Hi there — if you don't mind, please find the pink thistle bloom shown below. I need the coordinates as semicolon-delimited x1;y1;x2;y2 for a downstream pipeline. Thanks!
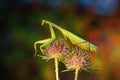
64;47;91;71
43;39;69;60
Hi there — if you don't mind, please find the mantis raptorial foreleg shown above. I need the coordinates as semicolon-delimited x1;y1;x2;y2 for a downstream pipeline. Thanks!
34;39;52;56
34;24;56;57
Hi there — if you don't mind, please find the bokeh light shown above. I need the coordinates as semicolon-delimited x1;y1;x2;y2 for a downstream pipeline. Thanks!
1;0;120;80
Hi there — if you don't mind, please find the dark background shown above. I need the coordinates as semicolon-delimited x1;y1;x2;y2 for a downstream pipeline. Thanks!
1;0;120;80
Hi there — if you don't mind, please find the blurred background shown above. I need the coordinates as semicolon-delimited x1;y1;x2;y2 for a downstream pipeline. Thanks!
1;0;120;80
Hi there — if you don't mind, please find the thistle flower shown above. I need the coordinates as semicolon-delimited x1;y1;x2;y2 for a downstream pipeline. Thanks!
41;39;69;80
63;47;91;71
43;39;69;60
63;47;91;80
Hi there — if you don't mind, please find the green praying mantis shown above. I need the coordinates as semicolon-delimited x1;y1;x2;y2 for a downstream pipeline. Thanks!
34;20;98;56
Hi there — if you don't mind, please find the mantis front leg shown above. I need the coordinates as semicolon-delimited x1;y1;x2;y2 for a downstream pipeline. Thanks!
34;24;56;57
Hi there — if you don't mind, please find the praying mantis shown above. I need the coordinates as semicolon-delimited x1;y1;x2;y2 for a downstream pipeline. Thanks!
34;20;98;56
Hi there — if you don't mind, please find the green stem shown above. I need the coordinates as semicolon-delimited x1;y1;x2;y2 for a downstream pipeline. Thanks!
74;69;79;80
54;58;59;80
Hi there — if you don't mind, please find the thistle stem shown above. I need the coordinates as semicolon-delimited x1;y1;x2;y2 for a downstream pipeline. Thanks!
54;58;59;80
74;69;79;80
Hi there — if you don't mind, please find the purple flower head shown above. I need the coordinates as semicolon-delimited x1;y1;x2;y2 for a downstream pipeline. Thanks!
64;47;91;70
44;39;69;59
